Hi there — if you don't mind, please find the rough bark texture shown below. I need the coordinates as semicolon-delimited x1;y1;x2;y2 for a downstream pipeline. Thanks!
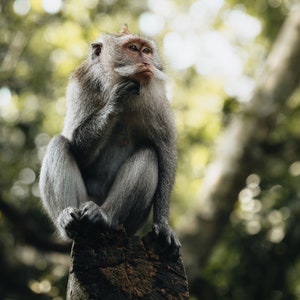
180;5;300;286
67;227;189;299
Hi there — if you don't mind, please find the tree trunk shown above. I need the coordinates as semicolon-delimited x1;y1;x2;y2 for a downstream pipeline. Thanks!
180;5;300;287
67;227;189;299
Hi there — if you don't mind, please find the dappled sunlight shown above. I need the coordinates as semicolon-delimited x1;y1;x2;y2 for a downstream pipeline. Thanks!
0;86;12;107
42;0;62;14
141;0;261;102
139;12;165;36
147;0;177;18
13;0;30;16
0;87;19;122
289;161;300;176
223;9;262;43
231;173;292;244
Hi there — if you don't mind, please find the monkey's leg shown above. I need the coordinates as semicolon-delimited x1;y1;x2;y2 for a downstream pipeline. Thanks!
39;134;89;239
107;147;158;234
81;148;158;235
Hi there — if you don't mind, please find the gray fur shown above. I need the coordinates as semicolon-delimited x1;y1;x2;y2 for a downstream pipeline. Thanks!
39;31;180;256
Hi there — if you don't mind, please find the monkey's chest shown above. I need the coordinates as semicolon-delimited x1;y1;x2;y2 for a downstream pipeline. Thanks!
99;122;135;172
113;122;131;147
83;122;135;200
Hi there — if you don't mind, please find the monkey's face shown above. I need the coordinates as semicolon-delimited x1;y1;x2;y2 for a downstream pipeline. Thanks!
91;33;167;86
118;38;154;85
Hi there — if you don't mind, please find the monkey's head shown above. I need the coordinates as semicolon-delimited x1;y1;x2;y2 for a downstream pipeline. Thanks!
90;25;167;86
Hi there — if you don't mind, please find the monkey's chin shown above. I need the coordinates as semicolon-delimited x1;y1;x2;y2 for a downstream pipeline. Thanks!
132;72;153;85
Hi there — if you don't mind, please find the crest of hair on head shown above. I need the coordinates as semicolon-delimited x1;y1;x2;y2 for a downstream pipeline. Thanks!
119;24;130;35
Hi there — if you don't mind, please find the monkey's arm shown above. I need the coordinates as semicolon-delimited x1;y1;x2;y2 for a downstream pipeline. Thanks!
69;106;117;167
68;80;140;167
151;109;181;257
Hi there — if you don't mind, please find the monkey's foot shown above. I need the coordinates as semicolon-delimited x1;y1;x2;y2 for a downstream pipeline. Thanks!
80;201;110;231
152;222;182;260
57;207;82;240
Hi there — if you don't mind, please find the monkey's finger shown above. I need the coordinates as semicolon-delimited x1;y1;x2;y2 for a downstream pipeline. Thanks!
80;208;99;221
65;226;80;240
165;233;172;245
170;245;180;260
152;224;159;236
171;236;181;258
79;201;97;218
80;209;93;222
116;79;140;102
129;80;140;95
70;210;81;222
173;234;182;248
65;221;79;233
63;217;83;240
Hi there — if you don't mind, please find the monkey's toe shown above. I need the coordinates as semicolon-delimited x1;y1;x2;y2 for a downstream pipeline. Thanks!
80;201;110;231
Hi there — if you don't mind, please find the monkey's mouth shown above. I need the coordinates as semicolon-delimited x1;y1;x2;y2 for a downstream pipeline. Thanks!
136;68;153;76
137;70;153;75
132;67;154;84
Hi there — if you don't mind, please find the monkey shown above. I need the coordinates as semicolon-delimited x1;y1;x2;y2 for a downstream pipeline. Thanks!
39;25;181;258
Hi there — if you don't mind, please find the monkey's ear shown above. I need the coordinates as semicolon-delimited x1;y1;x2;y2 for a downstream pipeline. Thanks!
91;42;103;59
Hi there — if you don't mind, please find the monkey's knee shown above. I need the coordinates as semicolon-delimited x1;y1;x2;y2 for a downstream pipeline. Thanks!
47;134;70;155
130;148;158;197
40;134;88;223
135;147;158;179
142;147;158;166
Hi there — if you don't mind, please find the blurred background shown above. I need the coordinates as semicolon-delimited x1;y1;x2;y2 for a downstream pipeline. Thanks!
1;0;300;299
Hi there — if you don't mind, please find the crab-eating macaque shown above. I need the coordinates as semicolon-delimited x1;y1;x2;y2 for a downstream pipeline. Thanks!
39;25;181;258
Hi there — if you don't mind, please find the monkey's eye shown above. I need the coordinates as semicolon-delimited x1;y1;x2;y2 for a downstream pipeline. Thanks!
128;44;138;52
142;47;151;54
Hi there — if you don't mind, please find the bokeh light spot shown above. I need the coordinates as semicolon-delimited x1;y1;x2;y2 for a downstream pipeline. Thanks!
13;0;30;15
42;0;62;14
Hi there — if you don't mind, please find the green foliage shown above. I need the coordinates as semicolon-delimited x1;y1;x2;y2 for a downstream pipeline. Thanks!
0;0;299;299
203;85;300;299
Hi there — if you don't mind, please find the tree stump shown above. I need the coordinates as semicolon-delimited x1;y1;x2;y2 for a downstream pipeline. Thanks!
67;227;189;299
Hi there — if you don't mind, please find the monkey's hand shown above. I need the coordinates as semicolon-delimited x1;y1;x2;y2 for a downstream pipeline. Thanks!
80;201;110;230
57;207;82;240
113;79;140;104
153;222;181;260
